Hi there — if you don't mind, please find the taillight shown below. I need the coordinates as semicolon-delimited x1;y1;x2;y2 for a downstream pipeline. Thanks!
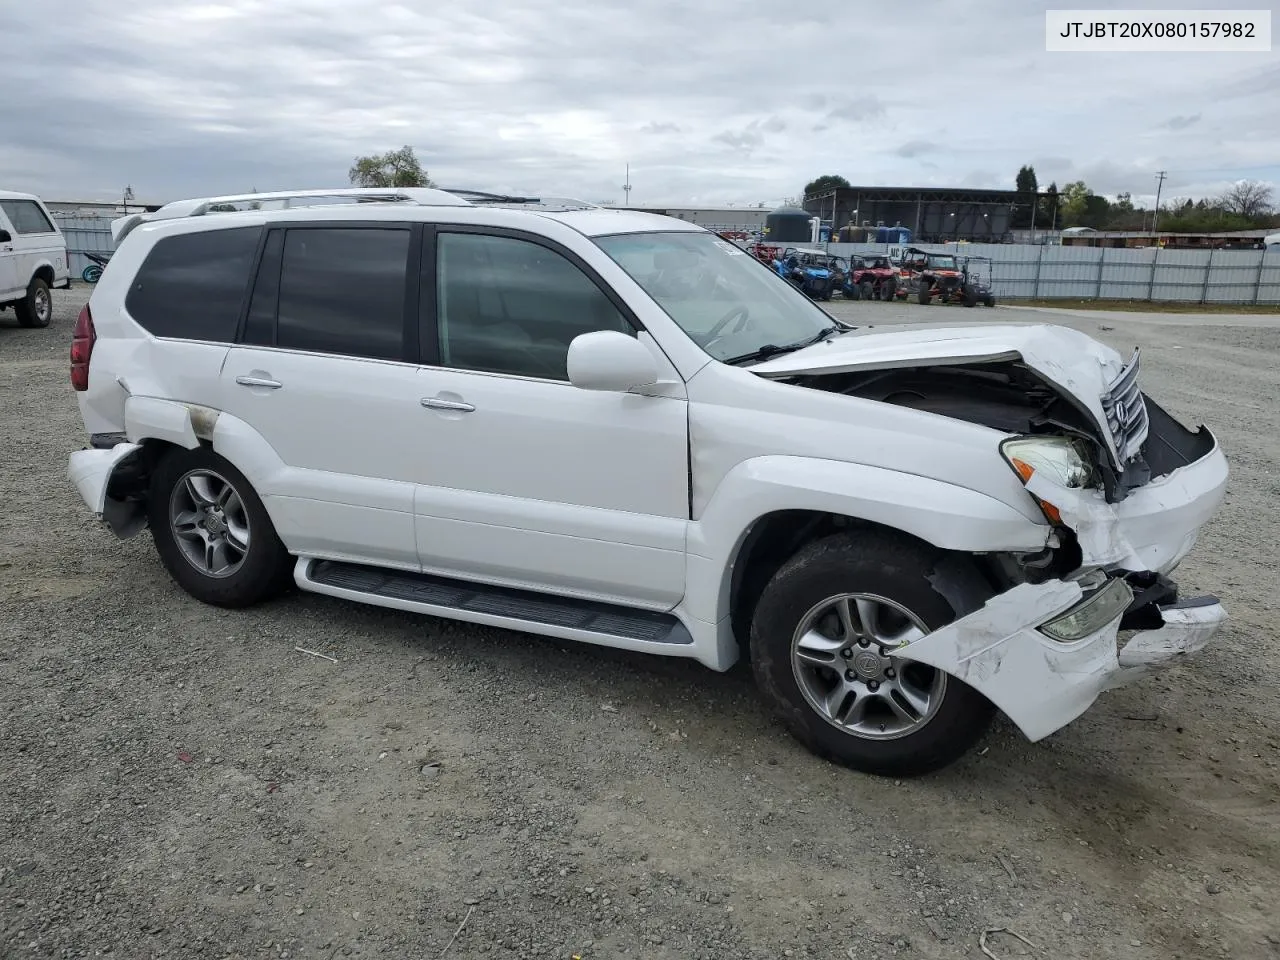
71;304;96;392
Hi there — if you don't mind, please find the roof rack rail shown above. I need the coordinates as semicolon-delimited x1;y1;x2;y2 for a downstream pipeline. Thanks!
110;186;474;243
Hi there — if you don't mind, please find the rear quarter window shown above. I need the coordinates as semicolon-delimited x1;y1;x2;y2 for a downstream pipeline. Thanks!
125;227;262;341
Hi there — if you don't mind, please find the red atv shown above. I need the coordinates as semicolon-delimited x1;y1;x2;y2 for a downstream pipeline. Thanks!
840;254;898;301
893;247;966;305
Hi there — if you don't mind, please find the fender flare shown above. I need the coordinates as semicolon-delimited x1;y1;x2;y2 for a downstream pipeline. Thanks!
683;455;1050;624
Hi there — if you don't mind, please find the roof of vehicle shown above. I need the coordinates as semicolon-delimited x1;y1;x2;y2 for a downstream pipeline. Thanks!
111;188;709;244
0;189;45;201
783;247;828;256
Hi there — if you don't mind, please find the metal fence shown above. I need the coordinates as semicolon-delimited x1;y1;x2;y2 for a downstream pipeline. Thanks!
50;214;116;278
817;240;1280;304
49;213;1280;304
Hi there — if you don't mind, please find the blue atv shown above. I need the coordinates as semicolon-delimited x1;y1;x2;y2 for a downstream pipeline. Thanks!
773;247;837;301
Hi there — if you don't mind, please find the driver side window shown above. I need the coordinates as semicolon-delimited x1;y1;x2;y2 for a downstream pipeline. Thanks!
435;232;635;381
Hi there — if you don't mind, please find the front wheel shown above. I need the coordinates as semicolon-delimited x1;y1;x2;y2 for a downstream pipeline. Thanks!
147;447;293;607
749;531;996;776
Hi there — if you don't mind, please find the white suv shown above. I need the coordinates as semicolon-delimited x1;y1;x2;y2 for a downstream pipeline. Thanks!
1;189;70;328
67;187;1229;776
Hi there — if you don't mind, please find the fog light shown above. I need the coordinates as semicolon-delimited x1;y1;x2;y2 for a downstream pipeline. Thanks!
1039;577;1133;642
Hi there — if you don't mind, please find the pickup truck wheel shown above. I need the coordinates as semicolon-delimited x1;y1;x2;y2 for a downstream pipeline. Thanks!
749;531;996;776
15;278;52;328
147;447;293;608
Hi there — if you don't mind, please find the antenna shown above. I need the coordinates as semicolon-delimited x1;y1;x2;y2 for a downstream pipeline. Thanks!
622;164;632;206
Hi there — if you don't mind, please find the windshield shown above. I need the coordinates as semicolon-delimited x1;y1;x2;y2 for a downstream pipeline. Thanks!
927;255;958;270
595;231;840;362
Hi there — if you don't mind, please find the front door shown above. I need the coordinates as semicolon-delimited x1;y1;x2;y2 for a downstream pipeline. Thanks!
217;223;425;571
0;211;21;300
412;227;690;610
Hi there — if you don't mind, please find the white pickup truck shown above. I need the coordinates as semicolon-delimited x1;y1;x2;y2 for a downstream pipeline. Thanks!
0;189;70;328
66;187;1229;776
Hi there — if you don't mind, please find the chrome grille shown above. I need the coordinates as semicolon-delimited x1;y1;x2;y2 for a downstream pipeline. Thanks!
1101;349;1149;463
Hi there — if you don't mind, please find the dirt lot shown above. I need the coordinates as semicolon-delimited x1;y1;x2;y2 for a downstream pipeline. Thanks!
3;287;1278;960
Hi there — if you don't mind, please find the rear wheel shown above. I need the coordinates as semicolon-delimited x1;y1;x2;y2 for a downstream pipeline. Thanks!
879;277;897;301
14;278;52;328
845;282;861;301
859;280;874;301
984;294;996;307
749;530;996;776
916;285;931;305
147;447;293;607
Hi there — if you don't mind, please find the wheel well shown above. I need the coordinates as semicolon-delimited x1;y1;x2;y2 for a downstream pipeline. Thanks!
727;511;1016;653
32;264;55;286
104;437;205;503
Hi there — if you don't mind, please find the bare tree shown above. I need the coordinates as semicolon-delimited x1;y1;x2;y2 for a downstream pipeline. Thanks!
1217;179;1274;218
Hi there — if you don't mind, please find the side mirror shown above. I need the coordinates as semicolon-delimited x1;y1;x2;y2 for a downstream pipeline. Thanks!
0;229;11;243
566;330;659;392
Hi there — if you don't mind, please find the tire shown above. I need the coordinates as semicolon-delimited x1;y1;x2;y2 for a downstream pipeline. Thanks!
916;287;931;305
879;277;897;301
859;280;874;301
147;446;293;608
984;295;996;307
749;530;996;777
845;282;861;301
14;277;52;328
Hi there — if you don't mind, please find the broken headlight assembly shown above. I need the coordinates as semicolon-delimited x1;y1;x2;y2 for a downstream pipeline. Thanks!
1000;436;1096;525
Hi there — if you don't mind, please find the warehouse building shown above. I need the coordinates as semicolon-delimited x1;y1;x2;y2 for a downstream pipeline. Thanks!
804;186;1034;243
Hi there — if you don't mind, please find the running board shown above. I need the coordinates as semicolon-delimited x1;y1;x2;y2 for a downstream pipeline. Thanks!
297;558;694;645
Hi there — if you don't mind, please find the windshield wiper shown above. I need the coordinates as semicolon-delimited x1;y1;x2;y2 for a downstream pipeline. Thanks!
723;325;844;366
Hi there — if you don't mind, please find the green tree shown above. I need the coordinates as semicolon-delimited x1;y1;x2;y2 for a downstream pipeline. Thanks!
803;174;851;197
1040;181;1060;227
1113;191;1134;213
349;146;435;188
1015;165;1038;228
1080;194;1112;229
1059;181;1090;224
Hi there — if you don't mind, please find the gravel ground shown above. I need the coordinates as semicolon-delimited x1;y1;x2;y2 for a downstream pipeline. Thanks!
2;286;1279;960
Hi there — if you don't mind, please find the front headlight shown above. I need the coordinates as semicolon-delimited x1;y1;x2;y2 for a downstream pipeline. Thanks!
1001;436;1094;488
1000;436;1096;525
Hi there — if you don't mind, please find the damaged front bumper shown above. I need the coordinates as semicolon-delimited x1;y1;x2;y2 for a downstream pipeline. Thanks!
897;577;1226;741
899;434;1229;742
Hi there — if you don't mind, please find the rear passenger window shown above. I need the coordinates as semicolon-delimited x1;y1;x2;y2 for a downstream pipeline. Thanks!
0;199;57;235
125;227;261;342
275;228;410;361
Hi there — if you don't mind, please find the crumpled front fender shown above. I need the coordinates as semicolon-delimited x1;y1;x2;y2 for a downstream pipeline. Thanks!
67;443;148;539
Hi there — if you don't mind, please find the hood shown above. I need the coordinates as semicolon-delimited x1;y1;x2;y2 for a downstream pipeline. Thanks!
747;321;1134;463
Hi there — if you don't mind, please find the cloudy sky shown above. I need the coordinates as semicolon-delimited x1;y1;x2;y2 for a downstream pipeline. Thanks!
3;0;1277;208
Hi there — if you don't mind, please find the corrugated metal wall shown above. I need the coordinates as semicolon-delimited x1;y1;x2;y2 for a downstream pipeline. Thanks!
817;241;1280;304
50;214;116;278
47;213;1280;304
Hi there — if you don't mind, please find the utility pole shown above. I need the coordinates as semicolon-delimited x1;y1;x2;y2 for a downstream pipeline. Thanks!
622;164;631;207
1151;171;1167;234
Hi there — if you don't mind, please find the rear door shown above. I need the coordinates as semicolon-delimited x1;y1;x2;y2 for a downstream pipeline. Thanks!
217;222;426;571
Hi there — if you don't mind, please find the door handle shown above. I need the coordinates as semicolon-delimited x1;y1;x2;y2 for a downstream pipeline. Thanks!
420;397;475;412
236;375;283;389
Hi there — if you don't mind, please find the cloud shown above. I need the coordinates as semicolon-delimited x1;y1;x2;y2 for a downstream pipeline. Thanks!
0;0;1277;206
711;116;786;151
1162;114;1201;130
893;140;938;159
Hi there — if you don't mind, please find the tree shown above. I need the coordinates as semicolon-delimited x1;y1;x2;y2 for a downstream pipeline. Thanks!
803;174;850;197
1060;181;1090;223
1217;179;1273;219
349;146;435;188
1080;194;1112;230
1040;181;1060;227
1014;165;1039;228
1113;192;1134;213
